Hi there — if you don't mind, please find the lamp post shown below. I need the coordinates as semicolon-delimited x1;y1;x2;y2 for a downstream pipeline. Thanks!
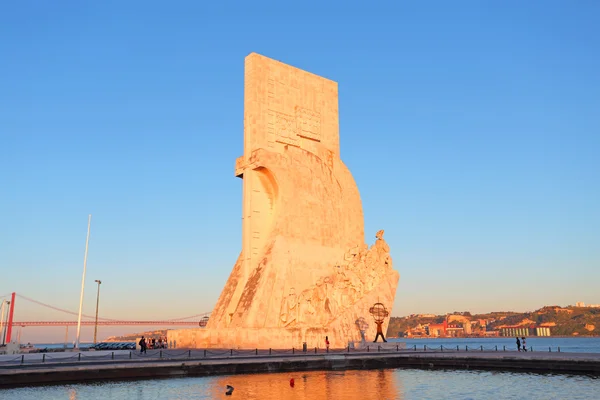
93;280;102;346
75;214;92;349
0;300;7;345
1;301;10;346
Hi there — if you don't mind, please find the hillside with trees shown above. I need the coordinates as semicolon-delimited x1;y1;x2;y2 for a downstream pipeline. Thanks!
387;306;600;337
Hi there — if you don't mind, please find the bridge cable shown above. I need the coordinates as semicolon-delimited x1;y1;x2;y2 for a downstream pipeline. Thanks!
16;293;117;321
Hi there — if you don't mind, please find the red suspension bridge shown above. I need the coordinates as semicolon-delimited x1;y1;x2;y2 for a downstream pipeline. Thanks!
0;292;210;342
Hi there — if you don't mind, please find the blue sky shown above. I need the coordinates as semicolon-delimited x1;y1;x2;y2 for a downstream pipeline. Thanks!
1;1;599;342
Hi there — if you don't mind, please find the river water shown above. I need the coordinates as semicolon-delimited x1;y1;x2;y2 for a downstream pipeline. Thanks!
400;337;600;353
4;368;599;399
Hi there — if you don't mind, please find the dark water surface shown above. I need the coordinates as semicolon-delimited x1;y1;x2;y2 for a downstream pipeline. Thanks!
4;368;599;400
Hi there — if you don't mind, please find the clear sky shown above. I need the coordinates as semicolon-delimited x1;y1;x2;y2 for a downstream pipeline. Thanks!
1;1;599;342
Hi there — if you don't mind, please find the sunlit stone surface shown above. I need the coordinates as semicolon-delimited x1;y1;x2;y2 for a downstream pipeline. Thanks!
169;53;400;349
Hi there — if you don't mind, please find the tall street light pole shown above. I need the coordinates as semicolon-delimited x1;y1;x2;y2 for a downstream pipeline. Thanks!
0;300;8;346
93;280;102;346
75;214;92;349
1;301;10;346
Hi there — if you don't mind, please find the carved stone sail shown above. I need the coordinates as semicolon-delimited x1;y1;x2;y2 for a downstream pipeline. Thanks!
168;53;400;349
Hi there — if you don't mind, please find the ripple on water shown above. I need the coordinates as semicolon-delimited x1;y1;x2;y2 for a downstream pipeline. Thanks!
2;368;599;400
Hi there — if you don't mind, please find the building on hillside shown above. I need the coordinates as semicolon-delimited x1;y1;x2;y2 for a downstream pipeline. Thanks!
575;302;600;308
426;321;448;337
446;325;464;337
535;327;551;336
500;326;551;337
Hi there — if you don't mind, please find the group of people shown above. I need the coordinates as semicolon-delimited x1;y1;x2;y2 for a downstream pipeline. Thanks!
138;336;169;353
516;336;527;352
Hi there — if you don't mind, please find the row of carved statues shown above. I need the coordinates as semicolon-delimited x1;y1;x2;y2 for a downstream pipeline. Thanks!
280;230;393;328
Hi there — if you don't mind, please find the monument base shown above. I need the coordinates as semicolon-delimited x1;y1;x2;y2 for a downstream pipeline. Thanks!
169;264;398;350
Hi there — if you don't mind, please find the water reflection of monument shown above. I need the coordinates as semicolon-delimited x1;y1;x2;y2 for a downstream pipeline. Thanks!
168;53;400;349
211;369;401;400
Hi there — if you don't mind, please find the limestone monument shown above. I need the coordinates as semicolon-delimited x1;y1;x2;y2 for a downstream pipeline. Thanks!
168;53;400;349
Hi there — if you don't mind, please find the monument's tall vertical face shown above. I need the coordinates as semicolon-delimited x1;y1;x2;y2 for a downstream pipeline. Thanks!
235;53;362;287
169;53;399;349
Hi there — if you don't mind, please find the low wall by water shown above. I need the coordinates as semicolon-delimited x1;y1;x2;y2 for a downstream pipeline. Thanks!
1;351;599;388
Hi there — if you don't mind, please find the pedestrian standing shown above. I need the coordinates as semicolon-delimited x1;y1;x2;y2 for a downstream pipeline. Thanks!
516;337;521;352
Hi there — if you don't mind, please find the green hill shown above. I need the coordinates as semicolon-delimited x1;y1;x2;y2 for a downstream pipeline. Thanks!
387;306;600;337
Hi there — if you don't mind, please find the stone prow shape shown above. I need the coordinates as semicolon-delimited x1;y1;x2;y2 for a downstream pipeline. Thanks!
208;145;364;330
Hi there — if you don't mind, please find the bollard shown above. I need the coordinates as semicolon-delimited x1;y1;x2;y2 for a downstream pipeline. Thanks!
78;353;80;361
314;347;317;354
204;349;206;357
424;345;427;351
230;349;233;356
188;350;191;358
21;355;24;364
466;346;468;352
367;346;370;352
558;347;561;353
531;347;533;352
495;346;498;351
293;347;295;354
270;348;272;355
112;352;114;360
256;348;258;355
441;346;443;352
503;345;506;352
378;345;380;352
549;347;551;352
129;351;132;359
414;345;417;351
397;345;399;352
160;350;163;359
457;345;459;351
348;346;351;353
43;354;46;363
480;346;483;352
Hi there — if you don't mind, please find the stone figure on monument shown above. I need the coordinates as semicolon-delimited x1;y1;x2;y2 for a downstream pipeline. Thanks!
280;288;297;327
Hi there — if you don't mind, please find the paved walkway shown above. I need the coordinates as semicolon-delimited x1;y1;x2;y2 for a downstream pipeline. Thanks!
1;349;599;387
2;348;599;368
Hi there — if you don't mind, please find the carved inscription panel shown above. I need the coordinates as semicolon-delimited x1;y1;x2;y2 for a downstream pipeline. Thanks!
269;110;299;146
267;106;322;147
296;106;321;142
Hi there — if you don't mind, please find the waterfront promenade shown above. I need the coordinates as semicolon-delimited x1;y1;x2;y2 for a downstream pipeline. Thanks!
1;348;599;388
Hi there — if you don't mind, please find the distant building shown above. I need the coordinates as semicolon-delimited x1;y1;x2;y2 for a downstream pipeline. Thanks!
575;302;600;308
500;326;551;337
427;321;448;337
535;327;551;336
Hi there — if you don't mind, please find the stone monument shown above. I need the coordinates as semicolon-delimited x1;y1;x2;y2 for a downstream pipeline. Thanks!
168;53;400;349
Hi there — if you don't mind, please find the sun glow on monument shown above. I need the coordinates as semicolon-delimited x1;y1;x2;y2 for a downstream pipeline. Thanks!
169;53;400;349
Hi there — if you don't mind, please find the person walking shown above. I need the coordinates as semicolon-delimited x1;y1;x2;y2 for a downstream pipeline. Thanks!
516;337;521;352
522;337;527;352
139;336;147;354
